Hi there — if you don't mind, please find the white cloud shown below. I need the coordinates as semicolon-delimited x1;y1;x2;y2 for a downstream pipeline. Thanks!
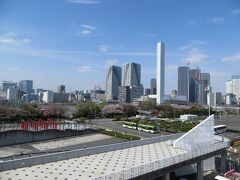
232;9;240;15
105;59;118;66
76;24;96;36
182;48;208;65
0;32;31;45
77;30;92;35
81;24;96;30
99;45;110;52
179;40;207;50
77;65;96;72
66;0;101;5
207;17;225;24
222;53;240;62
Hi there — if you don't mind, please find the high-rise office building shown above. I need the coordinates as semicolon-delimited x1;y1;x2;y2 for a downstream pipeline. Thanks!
118;85;143;103
42;90;54;103
7;87;18;104
226;80;232;94
118;86;131;103
215;92;223;106
145;88;151;96
122;62;141;86
58;85;66;93
226;75;240;101
198;73;210;105
207;92;215;106
157;42;165;104
19;80;33;94
106;65;122;101
1;81;17;91
178;66;189;100
189;68;201;103
131;85;144;100
150;78;157;95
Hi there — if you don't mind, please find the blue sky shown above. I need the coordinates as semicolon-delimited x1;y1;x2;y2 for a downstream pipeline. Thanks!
0;0;240;93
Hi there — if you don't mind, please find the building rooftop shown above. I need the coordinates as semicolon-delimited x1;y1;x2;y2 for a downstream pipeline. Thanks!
0;115;229;180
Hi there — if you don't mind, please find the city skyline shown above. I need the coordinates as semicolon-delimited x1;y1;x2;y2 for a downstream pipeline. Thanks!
0;0;240;93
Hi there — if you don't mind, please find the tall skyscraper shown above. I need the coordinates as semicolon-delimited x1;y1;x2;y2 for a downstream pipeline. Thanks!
106;65;122;101
19;80;33;94
122;62;141;86
189;68;201;103
226;75;240;101
157;42;165;104
150;78;157;95
58;85;66;93
178;66;189;100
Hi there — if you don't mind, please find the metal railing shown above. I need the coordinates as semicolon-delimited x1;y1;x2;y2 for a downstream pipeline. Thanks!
96;138;229;180
0;122;96;132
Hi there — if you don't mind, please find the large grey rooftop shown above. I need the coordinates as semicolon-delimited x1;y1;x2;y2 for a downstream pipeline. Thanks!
0;115;230;180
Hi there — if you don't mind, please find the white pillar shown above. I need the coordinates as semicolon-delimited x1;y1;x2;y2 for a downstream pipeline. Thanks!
157;42;165;104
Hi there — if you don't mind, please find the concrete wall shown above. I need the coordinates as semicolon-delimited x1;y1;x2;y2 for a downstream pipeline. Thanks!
0;129;96;147
175;157;215;176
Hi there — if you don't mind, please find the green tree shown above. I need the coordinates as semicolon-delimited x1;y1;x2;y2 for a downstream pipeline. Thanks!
139;100;156;111
75;101;101;119
122;104;138;117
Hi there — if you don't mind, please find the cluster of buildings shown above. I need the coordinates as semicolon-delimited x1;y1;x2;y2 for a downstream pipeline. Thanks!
0;81;106;105
105;62;144;103
105;42;165;104
1;42;239;107
177;66;222;106
177;67;240;106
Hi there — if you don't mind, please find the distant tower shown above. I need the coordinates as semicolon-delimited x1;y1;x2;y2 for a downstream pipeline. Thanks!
157;42;165;104
105;65;122;101
150;78;157;95
58;85;66;93
178;66;190;100
19;80;33;94
122;62;141;86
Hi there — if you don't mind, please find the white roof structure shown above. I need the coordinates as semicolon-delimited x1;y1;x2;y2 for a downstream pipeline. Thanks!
0;115;229;180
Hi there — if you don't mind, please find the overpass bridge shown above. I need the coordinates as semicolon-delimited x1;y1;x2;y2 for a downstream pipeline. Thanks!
0;115;229;180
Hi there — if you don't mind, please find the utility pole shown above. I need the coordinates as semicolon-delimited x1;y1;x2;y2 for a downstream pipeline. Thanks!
208;86;211;117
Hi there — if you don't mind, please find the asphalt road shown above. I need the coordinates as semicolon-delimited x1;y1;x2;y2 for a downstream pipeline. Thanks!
220;131;240;142
215;114;240;131
90;119;171;139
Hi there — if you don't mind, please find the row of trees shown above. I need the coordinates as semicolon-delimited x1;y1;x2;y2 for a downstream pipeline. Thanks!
73;101;214;119
0;104;66;122
74;102;138;119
